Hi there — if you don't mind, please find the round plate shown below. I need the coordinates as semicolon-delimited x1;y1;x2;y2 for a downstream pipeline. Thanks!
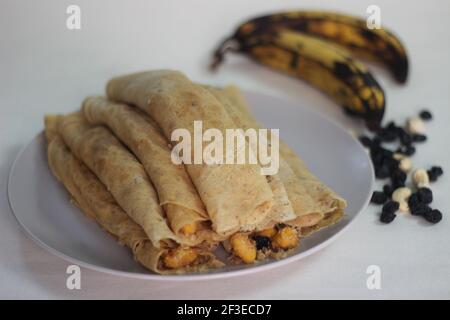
7;91;374;281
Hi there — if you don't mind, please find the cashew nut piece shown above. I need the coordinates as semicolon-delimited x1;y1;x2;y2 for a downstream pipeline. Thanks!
392;187;412;212
399;157;412;172
412;168;430;188
393;153;412;172
406;116;426;134
393;153;405;161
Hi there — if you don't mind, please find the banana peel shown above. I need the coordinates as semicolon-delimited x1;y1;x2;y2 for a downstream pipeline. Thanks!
212;10;409;129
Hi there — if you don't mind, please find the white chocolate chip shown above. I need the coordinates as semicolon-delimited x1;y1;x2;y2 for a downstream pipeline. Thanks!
412;168;430;188
399;157;412;172
406;116;426;134
392;187;412;213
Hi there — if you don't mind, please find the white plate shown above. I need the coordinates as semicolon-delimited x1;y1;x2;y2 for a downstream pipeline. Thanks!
7;91;374;281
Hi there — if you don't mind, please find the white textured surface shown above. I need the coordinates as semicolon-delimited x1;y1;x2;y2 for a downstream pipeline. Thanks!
1;0;449;299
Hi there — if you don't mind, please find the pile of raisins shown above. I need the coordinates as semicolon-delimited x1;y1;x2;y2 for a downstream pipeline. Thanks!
360;110;444;224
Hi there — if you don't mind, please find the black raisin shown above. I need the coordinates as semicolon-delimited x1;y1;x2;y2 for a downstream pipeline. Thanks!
397;128;410;142
404;145;416;156
382;157;399;170
400;132;412;145
371;137;381;147
393;126;406;138
379;130;397;142
408;193;420;210
371;191;388;204
380;211;396;223
423;209;442;224
410;203;432;216
391;173;407;190
391;170;407;183
417;187;433;204
383;184;393;196
396;145;415;156
254;236;271;250
427;170;438;182
359;135;372;147
430;166;443;177
419;110;432;121
375;165;390;179
412;134;427;142
427;167;443;182
371;153;384;166
392;180;405;189
379;147;394;158
385;121;397;131
382;201;400;214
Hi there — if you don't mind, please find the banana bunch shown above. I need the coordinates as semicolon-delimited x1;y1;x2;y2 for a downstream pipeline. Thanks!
211;11;409;130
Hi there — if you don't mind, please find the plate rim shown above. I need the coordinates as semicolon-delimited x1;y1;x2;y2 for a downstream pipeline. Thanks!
7;91;375;281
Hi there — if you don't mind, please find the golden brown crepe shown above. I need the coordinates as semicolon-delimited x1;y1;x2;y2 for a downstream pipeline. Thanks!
206;86;325;227
82;96;224;245
106;70;275;236
42;69;347;271
56;112;178;248
203;86;297;228
220;85;346;235
44;116;222;274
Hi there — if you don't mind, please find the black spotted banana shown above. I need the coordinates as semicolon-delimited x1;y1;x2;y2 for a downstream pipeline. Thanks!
213;10;408;83
212;29;385;128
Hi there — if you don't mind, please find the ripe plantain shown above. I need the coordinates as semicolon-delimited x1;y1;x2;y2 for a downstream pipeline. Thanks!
212;29;385;128
215;10;408;83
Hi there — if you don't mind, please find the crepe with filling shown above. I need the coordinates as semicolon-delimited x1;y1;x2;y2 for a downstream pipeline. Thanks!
203;86;297;228
82;96;224;245
106;70;274;236
206;86;326;229
44;115;222;274
55;112;178;248
202;86;315;263
220;85;346;235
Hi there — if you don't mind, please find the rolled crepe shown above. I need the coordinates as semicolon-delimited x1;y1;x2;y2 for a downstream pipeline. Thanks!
220;86;346;235
206;86;325;227
44;117;222;274
278;142;346;235
82;96;224;245
56;112;178;248
106;70;274;236
203;86;297;228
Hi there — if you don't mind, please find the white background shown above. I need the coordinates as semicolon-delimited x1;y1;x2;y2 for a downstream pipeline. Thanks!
1;0;449;299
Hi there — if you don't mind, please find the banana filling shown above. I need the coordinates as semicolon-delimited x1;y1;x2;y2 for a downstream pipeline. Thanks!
162;247;199;269
180;223;198;236
229;225;300;264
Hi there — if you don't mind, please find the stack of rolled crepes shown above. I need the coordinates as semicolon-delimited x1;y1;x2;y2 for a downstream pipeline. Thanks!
44;70;346;274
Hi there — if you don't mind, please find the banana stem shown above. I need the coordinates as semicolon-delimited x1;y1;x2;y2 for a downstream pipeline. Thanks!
210;37;240;71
